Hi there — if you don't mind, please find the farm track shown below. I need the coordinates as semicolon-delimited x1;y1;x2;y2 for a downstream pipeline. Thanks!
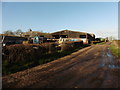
2;42;120;88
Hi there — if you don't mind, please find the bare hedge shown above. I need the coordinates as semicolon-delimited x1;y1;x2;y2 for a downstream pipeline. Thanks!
2;41;83;63
2;43;57;63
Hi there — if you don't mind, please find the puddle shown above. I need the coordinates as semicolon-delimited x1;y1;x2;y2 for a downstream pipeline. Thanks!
108;65;120;69
101;64;105;67
100;64;120;69
107;53;112;57
100;47;120;69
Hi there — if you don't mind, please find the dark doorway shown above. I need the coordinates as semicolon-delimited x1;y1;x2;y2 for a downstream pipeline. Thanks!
52;35;68;39
60;35;68;38
52;35;60;39
80;35;86;38
40;35;44;37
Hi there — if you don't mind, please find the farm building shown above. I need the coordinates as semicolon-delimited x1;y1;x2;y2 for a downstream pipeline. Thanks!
0;35;27;46
33;35;47;44
51;30;95;44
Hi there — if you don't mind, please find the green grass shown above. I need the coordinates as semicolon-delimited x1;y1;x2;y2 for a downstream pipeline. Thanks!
109;42;120;58
2;45;87;76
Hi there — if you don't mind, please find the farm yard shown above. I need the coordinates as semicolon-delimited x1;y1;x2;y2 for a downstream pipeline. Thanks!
2;30;97;75
1;2;118;88
2;30;119;88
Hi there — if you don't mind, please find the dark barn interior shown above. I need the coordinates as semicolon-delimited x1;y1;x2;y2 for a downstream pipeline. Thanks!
52;35;68;39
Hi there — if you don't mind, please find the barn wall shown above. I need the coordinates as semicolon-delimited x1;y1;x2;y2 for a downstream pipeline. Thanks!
51;30;95;44
51;30;87;38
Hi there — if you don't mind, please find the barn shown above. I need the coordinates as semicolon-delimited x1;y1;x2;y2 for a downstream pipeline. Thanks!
51;30;95;44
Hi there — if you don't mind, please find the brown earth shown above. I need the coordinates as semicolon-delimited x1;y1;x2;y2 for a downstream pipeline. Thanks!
2;42;120;88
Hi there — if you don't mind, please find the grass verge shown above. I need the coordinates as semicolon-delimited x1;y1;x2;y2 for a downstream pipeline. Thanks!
109;42;120;58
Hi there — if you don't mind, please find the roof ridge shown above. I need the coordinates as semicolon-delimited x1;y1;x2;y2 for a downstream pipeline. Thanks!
51;29;87;34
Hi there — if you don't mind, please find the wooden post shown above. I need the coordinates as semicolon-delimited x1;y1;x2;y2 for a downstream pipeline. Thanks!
86;33;88;44
49;43;51;54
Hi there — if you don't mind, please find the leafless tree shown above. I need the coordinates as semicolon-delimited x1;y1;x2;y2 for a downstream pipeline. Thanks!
15;29;23;36
3;30;15;35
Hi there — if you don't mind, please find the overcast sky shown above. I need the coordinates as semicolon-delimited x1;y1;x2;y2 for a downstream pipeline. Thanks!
1;2;118;39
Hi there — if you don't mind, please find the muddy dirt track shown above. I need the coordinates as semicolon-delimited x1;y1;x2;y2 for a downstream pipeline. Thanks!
2;42;120;88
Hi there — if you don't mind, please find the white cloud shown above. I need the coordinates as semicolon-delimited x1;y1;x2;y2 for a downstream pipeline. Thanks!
94;29;118;39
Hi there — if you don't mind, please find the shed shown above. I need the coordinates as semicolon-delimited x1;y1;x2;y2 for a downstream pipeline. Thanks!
1;35;27;46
